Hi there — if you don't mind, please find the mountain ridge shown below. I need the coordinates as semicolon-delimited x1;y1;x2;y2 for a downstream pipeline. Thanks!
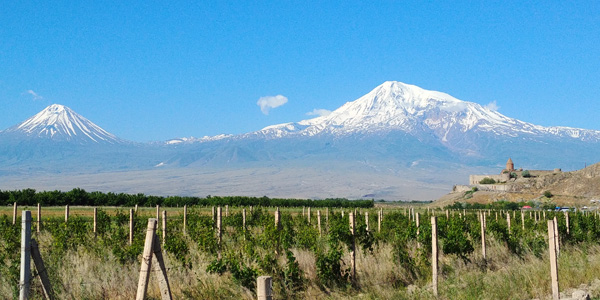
0;81;598;200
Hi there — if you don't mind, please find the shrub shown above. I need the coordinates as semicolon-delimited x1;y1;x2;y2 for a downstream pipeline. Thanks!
543;190;553;198
479;177;496;184
522;170;531;178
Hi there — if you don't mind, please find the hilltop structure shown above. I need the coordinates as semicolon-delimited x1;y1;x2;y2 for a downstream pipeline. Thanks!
456;158;562;192
505;158;515;173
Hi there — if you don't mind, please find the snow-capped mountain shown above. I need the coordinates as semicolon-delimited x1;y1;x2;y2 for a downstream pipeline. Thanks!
1;104;123;144
256;81;600;142
0;82;598;201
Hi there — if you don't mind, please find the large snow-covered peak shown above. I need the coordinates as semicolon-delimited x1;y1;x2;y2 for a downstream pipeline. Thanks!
2;104;123;144
256;81;600;142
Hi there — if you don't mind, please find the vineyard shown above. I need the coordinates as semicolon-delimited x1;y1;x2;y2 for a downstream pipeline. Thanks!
2;203;600;299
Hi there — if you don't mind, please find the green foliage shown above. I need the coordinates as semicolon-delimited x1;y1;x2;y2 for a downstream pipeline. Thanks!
187;214;219;255
165;233;191;268
440;217;473;260
0;215;20;298
522;170;531;178
543;190;554;198
479;177;496;184
315;245;349;288
207;253;258;291
462;187;479;199
0;189;373;208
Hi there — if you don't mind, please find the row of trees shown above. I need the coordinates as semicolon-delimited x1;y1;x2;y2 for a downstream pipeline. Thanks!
0;188;374;208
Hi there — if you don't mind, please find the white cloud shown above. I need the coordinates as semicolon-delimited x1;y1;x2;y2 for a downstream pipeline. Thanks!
25;90;44;101
257;95;288;115
306;108;332;117
484;100;500;111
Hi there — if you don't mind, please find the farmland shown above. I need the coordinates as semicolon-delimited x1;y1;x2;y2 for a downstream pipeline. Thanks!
2;199;600;299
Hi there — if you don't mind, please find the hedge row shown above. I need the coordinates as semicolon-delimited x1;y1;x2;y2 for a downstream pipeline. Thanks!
0;188;374;208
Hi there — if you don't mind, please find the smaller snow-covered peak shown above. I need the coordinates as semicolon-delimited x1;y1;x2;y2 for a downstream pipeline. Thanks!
165;134;233;145
3;104;123;144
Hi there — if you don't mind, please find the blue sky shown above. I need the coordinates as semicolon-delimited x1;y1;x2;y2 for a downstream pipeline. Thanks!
1;1;599;142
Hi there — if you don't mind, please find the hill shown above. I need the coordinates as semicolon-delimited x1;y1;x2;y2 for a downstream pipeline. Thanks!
434;162;600;207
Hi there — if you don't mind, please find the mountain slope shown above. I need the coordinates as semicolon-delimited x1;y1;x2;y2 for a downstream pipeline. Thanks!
253;81;600;145
1;104;123;144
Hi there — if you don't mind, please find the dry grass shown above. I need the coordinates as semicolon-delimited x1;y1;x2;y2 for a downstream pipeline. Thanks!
7;240;600;299
4;209;600;299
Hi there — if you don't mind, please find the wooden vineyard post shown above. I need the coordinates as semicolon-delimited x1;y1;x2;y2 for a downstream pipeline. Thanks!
243;208;247;231
365;212;369;231
543;210;546;220
378;208;382;233
554;216;560;256
480;212;486;260
565;212;570;235
65;205;69;223
506;212;511;233
225;205;229;217
416;212;420;244
129;209;134;245
152;235;173;300
37;203;41;233
162;211;167;248
257;276;273;300
135;204;138;212
446;209;449;220
217;206;222;245
326;207;329;226
13;202;17;225
156;205;160;221
275;208;281;254
137;218;155;299
548;220;560;300
349;212;356;280
307;207;311;224
212;206;215;221
136;218;173;300
30;239;54;299
495;211;498;221
183;205;187;235
513;210;516;220
19;211;32;300
317;210;322;237
93;207;97;235
302;206;305;217
521;211;525;231
431;216;438;298
274;208;281;229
